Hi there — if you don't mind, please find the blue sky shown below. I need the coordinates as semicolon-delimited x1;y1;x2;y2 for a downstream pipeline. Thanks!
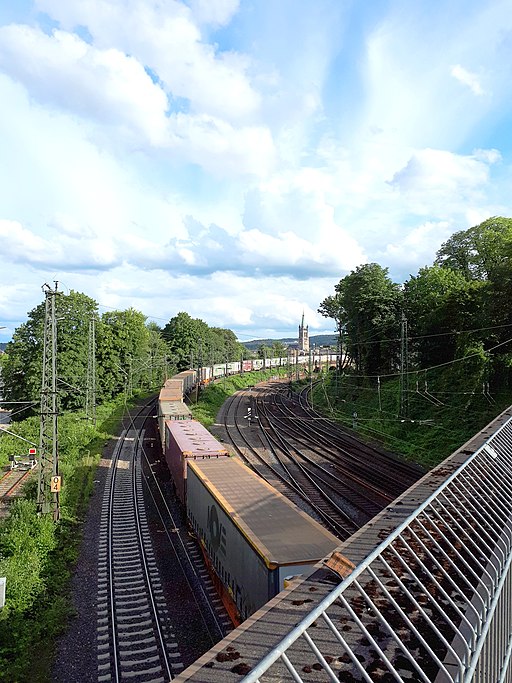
0;0;511;342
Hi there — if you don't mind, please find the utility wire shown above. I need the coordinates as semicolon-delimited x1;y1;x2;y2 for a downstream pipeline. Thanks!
338;335;512;380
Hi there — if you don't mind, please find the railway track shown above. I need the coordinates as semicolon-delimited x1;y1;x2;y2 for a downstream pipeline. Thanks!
221;390;356;538
96;400;230;683
262;383;422;499
97;406;180;682
220;379;423;541
0;467;32;498
257;396;386;517
0;466;34;517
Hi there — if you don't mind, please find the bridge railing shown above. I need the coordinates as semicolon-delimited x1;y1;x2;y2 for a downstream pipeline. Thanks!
243;416;512;683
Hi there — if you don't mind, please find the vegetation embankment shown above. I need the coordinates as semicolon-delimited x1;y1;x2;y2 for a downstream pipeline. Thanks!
315;217;512;469
307;363;512;470
0;392;144;683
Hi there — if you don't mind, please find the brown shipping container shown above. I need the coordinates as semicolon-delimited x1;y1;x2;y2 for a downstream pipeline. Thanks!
164;420;228;503
160;386;183;402
161;379;184;399
187;458;340;622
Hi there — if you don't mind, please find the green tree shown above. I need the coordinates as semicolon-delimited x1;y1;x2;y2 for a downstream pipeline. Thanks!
96;308;151;398
145;323;173;388
322;264;402;375
318;292;350;370
271;340;286;358
257;344;273;360
163;312;210;371
403;265;484;367
2;291;98;416
209;328;246;364
435;216;512;281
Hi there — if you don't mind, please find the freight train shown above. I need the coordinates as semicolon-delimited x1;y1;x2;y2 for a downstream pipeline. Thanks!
156;358;340;625
156;353;337;447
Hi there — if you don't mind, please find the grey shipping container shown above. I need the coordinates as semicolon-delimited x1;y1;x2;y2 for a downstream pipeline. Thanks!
187;457;340;623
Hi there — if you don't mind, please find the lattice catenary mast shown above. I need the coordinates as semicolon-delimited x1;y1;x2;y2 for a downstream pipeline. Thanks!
37;282;60;520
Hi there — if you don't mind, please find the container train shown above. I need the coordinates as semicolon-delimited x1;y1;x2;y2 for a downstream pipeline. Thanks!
156;352;337;447
156;359;340;625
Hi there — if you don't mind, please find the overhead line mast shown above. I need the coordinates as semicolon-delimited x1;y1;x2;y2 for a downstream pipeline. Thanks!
86;317;96;426
37;281;61;520
399;312;409;419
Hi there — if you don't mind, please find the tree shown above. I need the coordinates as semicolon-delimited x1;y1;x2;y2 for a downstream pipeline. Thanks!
403;265;484;367
271;341;286;358
163;312;210;371
321;264;402;375
209;328;246;364
257;344;273;360
96;308;151;399
2;291;98;416
318;292;349;370
435;216;512;281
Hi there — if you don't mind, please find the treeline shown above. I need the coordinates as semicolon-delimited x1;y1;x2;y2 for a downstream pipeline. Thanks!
0;297;248;418
320;217;512;389
163;311;248;370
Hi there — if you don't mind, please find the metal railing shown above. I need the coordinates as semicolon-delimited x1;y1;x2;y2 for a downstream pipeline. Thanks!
243;417;512;682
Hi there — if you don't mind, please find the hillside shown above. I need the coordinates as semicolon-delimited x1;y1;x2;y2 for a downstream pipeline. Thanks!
242;334;337;351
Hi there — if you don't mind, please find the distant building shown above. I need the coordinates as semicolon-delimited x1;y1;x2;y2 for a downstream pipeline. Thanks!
298;313;309;353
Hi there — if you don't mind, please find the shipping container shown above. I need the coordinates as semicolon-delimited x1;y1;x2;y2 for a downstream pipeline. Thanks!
161;381;184;401
157;400;192;445
227;361;240;374
187;458;340;625
213;364;225;378
164;421;228;504
199;366;212;384
174;370;197;394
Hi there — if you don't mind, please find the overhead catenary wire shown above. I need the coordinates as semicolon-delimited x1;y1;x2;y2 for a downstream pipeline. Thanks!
338;335;512;380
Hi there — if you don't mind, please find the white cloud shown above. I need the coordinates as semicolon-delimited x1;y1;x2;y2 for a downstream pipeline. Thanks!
0;220;120;270
165;113;275;177
377;220;454;274
451;64;484;96
389;148;500;213
2;1;512;342
188;0;240;27
34;0;260;121
0;25;170;145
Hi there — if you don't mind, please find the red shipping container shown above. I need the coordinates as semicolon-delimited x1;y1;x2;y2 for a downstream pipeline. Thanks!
164;420;228;504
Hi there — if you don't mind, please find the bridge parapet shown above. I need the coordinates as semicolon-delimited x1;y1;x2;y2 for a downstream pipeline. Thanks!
243;414;512;683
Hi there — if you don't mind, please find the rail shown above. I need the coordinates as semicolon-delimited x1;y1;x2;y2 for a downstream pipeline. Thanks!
243;415;512;682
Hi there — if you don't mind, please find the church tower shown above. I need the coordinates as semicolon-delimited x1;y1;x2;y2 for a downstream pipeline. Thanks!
298;312;309;353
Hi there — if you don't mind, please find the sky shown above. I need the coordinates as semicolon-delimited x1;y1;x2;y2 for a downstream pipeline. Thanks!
0;0;511;343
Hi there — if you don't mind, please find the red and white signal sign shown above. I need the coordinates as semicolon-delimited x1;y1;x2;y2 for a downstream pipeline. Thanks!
29;448;36;455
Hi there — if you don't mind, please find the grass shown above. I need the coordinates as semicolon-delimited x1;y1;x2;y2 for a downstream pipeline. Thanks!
189;367;291;427
0;391;149;683
309;367;512;469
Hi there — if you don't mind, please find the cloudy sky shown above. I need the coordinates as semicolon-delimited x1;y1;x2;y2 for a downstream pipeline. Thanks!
1;0;511;343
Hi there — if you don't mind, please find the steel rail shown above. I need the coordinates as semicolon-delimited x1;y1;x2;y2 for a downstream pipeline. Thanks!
222;389;351;536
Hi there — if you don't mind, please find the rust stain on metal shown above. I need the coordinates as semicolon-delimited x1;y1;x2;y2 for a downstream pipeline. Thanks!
324;551;356;579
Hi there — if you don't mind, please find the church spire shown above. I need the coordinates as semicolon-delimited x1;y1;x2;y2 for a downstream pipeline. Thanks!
298;311;309;352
